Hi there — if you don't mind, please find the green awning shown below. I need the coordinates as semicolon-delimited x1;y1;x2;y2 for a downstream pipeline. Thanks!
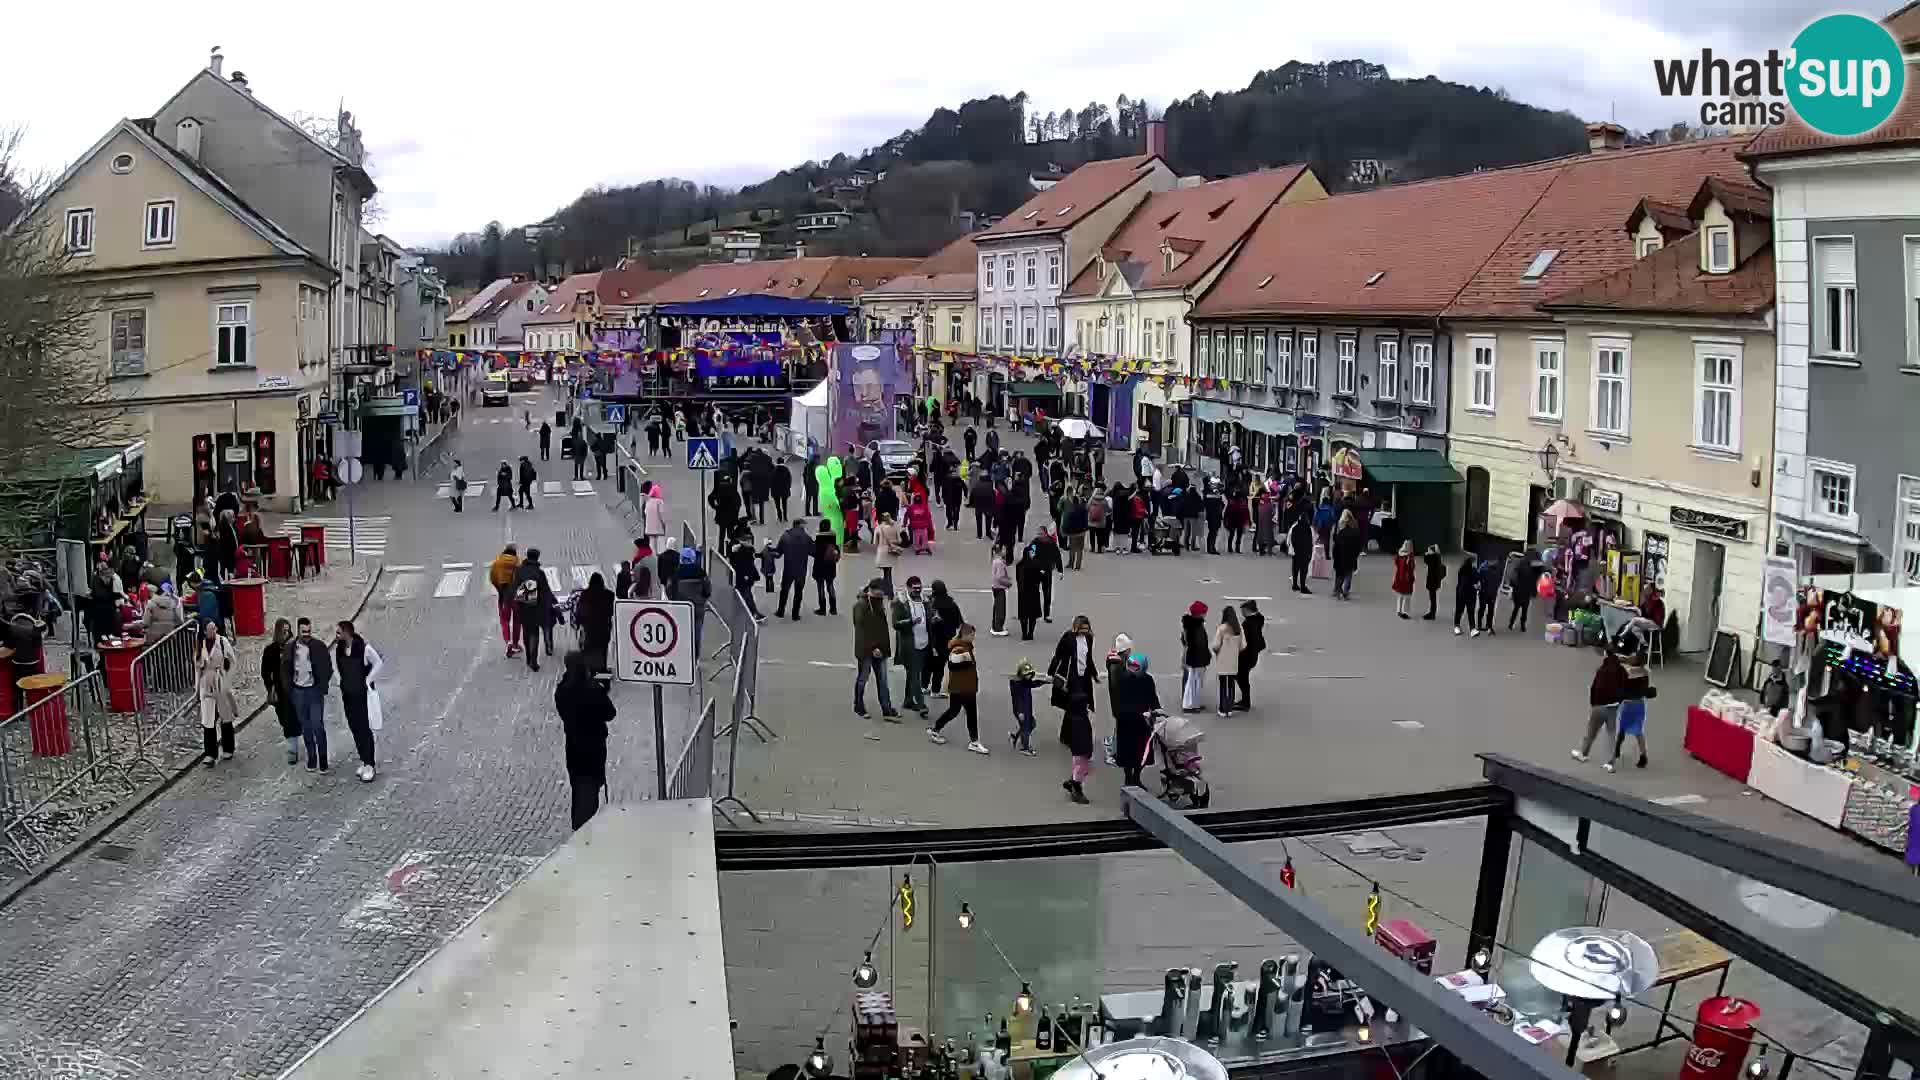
1361;448;1462;485
1007;380;1062;398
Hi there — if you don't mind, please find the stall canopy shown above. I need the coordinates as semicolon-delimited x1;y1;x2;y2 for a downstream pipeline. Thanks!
1008;380;1063;398
654;295;848;318
1361;448;1463;484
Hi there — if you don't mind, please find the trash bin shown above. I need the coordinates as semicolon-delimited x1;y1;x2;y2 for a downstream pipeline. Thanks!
98;636;146;713
19;673;70;757
1681;997;1761;1080
229;578;267;637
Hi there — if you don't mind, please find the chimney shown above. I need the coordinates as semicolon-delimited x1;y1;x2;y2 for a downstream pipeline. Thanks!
229;71;250;94
175;117;202;162
1586;121;1628;152
208;46;224;77
1145;118;1168;159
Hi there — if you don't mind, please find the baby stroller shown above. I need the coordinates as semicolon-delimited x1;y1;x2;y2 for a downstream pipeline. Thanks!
1152;712;1210;809
1148;516;1183;556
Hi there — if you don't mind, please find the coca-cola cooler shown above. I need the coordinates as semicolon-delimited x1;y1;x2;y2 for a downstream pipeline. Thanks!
1680;996;1761;1080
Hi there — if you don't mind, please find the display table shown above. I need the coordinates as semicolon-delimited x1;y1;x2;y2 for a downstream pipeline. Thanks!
228;578;267;637
1748;739;1853;827
1684;706;1756;784
97;636;147;713
18;673;70;757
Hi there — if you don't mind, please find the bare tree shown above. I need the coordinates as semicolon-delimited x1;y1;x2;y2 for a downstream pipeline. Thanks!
0;126;129;544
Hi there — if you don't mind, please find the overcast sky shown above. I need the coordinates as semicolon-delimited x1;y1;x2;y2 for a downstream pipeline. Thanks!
7;0;1827;249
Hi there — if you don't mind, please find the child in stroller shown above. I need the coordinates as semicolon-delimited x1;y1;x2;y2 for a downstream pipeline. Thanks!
1152;711;1210;808
1148;516;1183;556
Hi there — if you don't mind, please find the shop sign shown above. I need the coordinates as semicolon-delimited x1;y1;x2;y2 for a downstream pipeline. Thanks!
1642;532;1669;590
1670;505;1749;542
1294;416;1324;435
1817;589;1879;652
1330;446;1364;482
257;374;292;390
1584;487;1623;514
222;446;250;463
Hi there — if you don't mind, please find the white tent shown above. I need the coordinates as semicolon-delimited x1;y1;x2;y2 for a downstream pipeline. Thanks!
787;380;833;457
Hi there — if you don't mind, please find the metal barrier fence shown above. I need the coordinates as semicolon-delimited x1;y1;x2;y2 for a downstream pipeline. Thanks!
665;698;716;800
0;620;199;868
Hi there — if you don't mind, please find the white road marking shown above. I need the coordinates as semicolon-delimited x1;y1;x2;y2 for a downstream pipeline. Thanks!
1393;720;1426;730
436;481;487;498
1222;595;1273;601
570;565;598;590
571;480;595;497
1653;794;1707;806
807;660;856;669
386;572;425;600
434;570;471;598
542;481;564;496
384;564;425;573
443;562;473;570
542;566;562;593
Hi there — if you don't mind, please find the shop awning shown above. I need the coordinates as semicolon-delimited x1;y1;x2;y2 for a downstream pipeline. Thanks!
1361;448;1462;484
1007;380;1062;398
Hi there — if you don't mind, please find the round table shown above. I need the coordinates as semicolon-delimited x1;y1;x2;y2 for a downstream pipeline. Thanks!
17;673;71;757
97;636;148;713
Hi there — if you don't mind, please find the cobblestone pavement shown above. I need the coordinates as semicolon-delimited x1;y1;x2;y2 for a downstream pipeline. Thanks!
0;391;676;1080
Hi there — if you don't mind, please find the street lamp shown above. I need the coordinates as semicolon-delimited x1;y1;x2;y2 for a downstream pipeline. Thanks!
1537;439;1560;485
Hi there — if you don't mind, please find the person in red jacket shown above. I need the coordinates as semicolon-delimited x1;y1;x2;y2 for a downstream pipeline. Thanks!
1391;540;1416;619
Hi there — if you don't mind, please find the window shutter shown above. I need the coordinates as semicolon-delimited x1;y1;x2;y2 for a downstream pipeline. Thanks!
1818;238;1856;285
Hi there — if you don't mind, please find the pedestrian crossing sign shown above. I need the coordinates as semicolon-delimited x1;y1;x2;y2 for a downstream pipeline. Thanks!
603;404;626;424
686;437;721;470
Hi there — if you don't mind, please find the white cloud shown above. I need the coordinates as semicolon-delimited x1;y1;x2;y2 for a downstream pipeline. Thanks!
3;0;1824;248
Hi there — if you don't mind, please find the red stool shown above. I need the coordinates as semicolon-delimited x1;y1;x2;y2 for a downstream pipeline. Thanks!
19;674;70;757
267;534;294;580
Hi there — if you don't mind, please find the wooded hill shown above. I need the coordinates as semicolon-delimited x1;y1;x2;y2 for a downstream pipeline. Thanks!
426;60;1589;287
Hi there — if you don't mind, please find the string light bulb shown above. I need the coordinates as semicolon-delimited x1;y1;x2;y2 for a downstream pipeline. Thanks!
803;1037;833;1079
1355;1024;1372;1044
957;903;974;930
852;951;878;989
1604;998;1627;1033
1745;1048;1771;1079
1470;948;1492;975
1014;983;1035;1014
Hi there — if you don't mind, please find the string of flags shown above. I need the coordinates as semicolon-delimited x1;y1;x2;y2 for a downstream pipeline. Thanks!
416;342;1255;393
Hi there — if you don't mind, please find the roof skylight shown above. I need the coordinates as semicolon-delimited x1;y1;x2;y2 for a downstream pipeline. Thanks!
1521;249;1561;281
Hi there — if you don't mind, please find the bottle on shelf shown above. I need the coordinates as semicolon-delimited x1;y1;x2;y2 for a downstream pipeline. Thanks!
1036;1006;1053;1051
1084;1003;1105;1049
996;1016;1012;1055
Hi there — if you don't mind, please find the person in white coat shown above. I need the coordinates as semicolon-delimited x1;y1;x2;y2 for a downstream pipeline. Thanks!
197;619;239;766
642;482;672;553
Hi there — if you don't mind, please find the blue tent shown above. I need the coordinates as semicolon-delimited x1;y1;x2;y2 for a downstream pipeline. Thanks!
655;294;849;318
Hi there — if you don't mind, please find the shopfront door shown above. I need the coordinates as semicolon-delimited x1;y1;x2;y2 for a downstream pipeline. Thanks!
1140;404;1164;456
1465;466;1490;551
1683;539;1726;653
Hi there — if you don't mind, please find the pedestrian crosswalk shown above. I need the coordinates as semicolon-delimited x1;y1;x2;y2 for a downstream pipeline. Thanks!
282;516;391;557
374;561;610;605
434;481;487;498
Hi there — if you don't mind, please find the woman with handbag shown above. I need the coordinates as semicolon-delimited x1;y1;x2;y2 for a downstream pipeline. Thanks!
449;459;467;513
196;619;238;767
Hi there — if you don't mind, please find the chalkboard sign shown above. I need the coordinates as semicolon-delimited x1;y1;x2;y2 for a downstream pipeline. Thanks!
1705;630;1742;688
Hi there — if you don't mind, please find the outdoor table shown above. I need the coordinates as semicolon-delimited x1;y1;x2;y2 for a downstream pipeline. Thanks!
1683;705;1755;784
18;673;70;757
229;578;267;637
1748;738;1853;827
300;524;327;569
97;636;147;713
266;534;294;580
239;543;267;578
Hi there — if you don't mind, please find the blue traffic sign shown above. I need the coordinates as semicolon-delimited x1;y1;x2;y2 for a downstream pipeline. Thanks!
400;388;419;407
686;437;721;470
603;404;627;424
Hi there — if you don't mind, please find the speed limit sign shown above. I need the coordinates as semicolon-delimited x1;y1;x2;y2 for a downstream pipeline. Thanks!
615;600;695;685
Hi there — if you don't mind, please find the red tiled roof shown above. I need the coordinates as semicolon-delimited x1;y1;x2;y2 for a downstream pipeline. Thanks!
864;234;983;297
525;272;601;325
1689;175;1771;220
1065;166;1311;298
1541;232;1774;317
1193;165;1564;319
977;155;1162;239
1886;1;1920;49
1444;136;1756;318
1625;198;1693;238
599;260;676;306
638;257;919;305
1745;9;1920;161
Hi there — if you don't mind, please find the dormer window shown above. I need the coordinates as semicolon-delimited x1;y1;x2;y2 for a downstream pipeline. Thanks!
1163;248;1174;274
1705;226;1733;274
1636;235;1662;258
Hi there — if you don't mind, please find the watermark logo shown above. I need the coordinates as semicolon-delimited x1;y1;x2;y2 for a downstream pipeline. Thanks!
1652;13;1906;136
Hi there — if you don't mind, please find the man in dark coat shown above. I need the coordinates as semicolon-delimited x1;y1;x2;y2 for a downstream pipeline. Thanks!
775;520;812;621
517;456;538;510
969;472;997;540
770;456;794;520
539;421;552;461
924;580;963;698
513;547;559;672
1111;653;1161;787
1234;601;1266;711
1032;528;1063;622
802;452;821;515
850;579;897;720
495;460;516;511
556;650;614;829
963;425;978;460
708;476;742;538
1288;513;1315;594
1331;514;1364;600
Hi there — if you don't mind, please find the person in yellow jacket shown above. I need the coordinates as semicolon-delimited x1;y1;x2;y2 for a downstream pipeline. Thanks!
489;544;522;655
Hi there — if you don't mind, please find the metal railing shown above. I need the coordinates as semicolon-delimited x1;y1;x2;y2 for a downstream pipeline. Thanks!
664;698;716;800
0;619;199;868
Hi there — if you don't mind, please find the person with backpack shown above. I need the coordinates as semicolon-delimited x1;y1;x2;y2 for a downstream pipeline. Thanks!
1086;486;1109;553
513;548;558;672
